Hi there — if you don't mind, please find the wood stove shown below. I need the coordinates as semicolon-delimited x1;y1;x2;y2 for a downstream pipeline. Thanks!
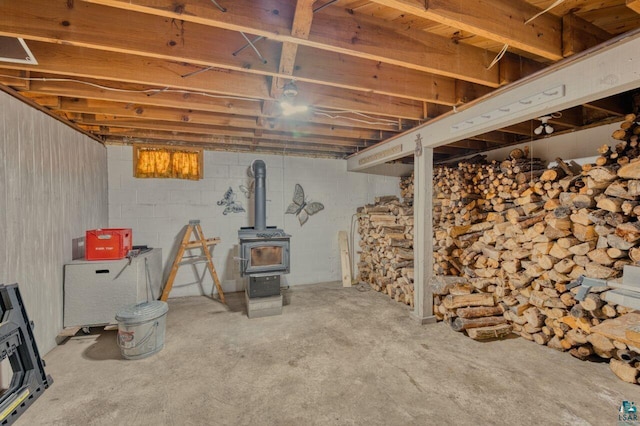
239;160;290;298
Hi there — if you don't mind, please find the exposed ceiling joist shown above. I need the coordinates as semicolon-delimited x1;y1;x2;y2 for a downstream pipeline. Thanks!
348;28;640;171
1;0;638;160
367;0;563;60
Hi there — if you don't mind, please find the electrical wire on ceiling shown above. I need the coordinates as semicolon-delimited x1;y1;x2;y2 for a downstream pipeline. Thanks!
486;43;509;70
313;107;400;127
0;74;402;126
486;0;566;70
0;74;263;102
525;0;565;25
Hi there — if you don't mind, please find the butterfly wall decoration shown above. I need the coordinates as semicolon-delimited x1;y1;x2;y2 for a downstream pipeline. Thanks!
217;187;246;215
239;179;255;199
285;184;324;226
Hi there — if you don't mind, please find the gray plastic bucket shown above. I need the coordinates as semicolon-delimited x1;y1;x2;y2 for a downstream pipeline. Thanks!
115;301;168;360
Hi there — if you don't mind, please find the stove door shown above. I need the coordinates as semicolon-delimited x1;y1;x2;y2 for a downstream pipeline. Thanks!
241;240;290;276
251;245;283;267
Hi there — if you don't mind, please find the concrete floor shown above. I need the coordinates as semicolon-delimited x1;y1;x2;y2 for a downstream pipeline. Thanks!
18;282;639;425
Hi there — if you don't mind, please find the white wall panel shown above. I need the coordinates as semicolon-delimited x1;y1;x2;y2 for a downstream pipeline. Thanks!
457;122;620;164
108;147;399;297
0;92;108;354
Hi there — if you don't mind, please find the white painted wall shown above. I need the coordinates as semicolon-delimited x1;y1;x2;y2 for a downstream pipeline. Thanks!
107;146;399;297
471;122;621;164
0;92;108;354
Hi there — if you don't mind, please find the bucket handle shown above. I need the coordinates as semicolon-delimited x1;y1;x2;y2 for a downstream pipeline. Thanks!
117;321;159;349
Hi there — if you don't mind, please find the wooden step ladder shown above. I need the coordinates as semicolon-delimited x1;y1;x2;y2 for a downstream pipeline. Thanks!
160;220;225;303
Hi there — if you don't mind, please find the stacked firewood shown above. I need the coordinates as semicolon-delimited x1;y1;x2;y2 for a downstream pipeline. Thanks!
357;196;415;306
432;276;513;340
360;113;640;384
400;174;414;202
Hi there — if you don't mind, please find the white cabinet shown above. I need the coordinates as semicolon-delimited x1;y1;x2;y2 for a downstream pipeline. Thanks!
63;249;163;327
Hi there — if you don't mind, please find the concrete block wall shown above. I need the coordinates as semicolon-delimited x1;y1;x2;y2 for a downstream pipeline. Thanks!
107;146;400;297
0;92;108;353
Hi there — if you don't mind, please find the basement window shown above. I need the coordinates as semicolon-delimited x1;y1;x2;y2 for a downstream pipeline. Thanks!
133;145;203;180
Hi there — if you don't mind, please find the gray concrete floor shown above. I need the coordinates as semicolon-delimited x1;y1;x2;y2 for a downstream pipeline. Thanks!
18;282;639;425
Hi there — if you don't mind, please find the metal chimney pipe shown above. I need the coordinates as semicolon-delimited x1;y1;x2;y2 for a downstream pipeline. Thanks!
253;160;266;230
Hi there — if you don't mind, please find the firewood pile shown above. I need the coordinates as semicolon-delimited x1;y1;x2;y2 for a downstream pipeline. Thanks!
358;113;640;384
357;196;415;306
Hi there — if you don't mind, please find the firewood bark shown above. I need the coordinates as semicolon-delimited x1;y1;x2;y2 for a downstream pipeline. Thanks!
466;324;512;340
609;359;638;384
450;316;508;332
618;160;640;180
586;334;615;358
456;305;505;318
443;293;495;309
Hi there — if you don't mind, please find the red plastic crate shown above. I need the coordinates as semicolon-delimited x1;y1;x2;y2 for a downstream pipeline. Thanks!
85;228;132;260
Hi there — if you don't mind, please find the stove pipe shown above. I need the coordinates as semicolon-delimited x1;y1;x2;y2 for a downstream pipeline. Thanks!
253;160;266;231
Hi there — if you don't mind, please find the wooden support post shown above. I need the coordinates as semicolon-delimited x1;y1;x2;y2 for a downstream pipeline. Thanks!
411;137;436;324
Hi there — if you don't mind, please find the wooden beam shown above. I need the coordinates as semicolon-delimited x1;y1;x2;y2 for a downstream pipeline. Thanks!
0;41;423;119
54;97;390;138
551;106;584;128
433;145;469;154
0;69;30;89
584;94;630;116
627;0;640;14
368;0;563;60
55;96;404;133
563;14;612;57
82;0;506;86
309;6;501;86
293;80;424;120
271;0;315;97
455;80;493;105
295;46;458;105
348;29;640;172
498;122;533;136
469;131;521;145
19;92;60;107
0;0;468;106
19;77;414;131
105;136;349;159
19;75;263;116
577;5;640;36
96;129;356;153
76;116;375;147
500;52;546;85
446;140;489;150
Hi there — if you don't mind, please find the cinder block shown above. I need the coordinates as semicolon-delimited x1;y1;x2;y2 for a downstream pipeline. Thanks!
245;291;282;318
137;190;170;204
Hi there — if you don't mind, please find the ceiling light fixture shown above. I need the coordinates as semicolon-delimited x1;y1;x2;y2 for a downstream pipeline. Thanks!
279;80;308;116
280;100;308;116
534;115;554;135
282;81;299;98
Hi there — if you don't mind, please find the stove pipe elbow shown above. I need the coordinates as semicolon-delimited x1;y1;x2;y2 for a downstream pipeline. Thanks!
253;160;267;231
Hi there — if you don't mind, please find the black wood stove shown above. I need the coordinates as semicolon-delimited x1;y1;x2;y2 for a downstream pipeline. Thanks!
238;160;291;298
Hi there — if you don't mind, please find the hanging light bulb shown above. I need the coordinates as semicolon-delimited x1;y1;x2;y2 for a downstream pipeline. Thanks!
282;81;299;98
280;100;308;116
279;80;308;116
534;115;553;136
